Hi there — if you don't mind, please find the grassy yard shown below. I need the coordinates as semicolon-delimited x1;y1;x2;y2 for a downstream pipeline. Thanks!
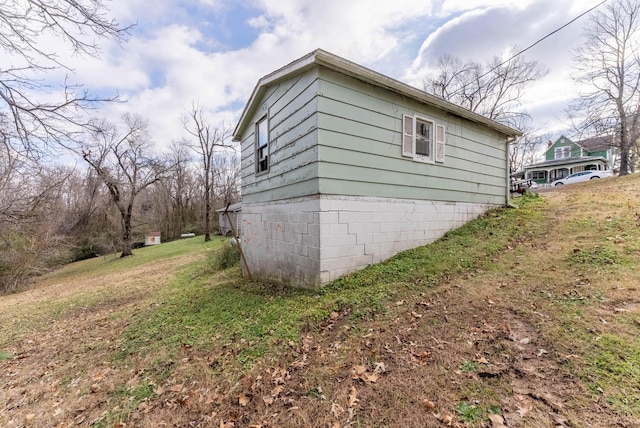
1;174;640;427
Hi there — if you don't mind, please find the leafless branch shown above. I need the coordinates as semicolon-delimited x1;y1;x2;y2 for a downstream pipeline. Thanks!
0;0;131;156
568;0;640;174
423;46;548;129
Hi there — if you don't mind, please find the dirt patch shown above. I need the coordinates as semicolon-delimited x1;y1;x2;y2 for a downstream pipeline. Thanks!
2;178;640;427
0;254;199;428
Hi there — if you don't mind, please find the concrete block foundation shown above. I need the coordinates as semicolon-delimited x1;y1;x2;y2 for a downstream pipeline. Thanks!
240;195;495;288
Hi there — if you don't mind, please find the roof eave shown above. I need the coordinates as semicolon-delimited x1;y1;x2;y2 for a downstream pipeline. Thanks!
232;49;522;141
232;51;318;141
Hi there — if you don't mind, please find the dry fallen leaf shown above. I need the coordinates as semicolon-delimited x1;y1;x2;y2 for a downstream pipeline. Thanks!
423;399;436;411
239;393;251;407
516;400;532;417
262;395;274;406
488;414;506;427
351;365;367;378
169;383;184;393
347;386;359;407
331;402;345;418
362;372;379;384
373;362;386;373
271;385;284;397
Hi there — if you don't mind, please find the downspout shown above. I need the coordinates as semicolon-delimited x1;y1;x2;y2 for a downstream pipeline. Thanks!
506;136;517;206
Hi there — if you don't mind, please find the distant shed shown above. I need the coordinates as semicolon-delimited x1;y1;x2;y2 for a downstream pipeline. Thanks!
145;231;161;246
217;203;242;236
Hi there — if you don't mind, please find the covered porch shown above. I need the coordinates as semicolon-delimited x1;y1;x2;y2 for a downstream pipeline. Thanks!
524;157;609;185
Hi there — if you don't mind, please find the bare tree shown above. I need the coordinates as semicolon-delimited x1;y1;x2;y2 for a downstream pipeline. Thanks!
505;117;548;175
424;47;548;127
80;115;170;257
0;0;130;155
509;135;547;175
0;149;76;292
212;153;241;207
139;142;200;240
182;105;233;242
569;0;640;175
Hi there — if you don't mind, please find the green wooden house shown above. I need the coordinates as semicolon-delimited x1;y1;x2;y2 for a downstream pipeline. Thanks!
524;135;613;185
232;49;521;287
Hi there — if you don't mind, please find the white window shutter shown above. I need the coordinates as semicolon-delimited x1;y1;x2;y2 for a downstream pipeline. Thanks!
402;114;414;157
435;124;445;163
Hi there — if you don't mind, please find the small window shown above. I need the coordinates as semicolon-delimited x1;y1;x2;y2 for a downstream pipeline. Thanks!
554;146;571;159
256;116;269;174
530;171;546;180
402;114;445;163
415;118;432;158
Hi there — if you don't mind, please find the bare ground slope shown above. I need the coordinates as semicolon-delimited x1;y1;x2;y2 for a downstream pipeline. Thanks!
2;176;640;427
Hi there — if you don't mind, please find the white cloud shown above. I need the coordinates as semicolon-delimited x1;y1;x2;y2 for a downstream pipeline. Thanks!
0;0;614;153
70;0;446;148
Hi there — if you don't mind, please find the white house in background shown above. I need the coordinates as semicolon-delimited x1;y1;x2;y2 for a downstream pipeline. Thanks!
232;49;521;287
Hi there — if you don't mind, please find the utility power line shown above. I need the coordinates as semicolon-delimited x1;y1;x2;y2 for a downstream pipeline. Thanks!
478;0;610;79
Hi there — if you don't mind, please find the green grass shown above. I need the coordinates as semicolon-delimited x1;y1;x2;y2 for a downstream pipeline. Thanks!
0;236;224;347
0;350;13;361
583;334;640;413
460;360;478;372
114;195;546;387
7;180;640;426
455;401;483;423
53;236;220;280
566;245;628;267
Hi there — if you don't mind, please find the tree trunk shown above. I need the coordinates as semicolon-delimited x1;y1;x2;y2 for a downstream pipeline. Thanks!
120;208;133;257
204;172;211;241
619;115;630;176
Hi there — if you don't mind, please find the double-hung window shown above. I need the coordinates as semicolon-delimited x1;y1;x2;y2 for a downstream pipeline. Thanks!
256;116;269;174
554;146;571;159
402;114;445;163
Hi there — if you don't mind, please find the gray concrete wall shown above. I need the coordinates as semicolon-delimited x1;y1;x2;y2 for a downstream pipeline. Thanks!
240;195;494;287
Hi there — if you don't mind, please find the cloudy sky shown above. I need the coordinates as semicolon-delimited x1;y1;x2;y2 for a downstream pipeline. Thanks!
25;0;608;151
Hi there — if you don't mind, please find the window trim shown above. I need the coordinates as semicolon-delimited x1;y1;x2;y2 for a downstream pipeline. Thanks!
414;116;434;162
255;115;269;175
529;171;546;180
402;113;445;164
554;146;571;159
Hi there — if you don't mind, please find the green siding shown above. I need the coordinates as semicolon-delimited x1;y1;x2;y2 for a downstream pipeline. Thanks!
319;178;506;205
587;149;608;158
545;137;581;161
317;139;506;188
315;67;508;204
240;69;321;203
240;64;511;205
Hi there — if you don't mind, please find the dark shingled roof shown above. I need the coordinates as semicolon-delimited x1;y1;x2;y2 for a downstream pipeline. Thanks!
577;135;614;152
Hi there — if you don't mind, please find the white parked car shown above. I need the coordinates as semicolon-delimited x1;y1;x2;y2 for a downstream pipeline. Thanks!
553;170;613;186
